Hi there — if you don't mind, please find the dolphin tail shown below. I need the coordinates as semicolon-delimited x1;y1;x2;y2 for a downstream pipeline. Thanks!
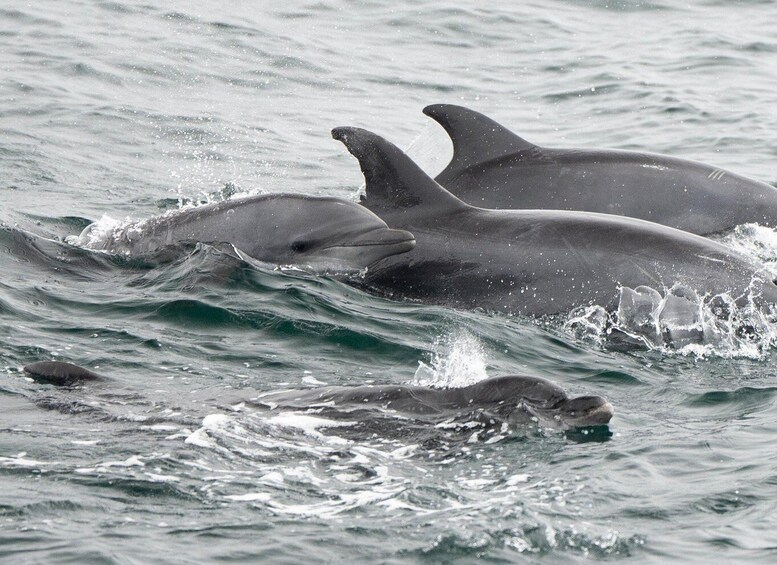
423;104;538;183
332;126;469;223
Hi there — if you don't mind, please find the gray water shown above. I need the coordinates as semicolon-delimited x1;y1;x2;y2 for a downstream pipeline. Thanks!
3;1;777;562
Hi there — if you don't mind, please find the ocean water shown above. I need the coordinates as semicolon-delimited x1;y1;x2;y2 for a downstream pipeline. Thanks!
3;1;777;562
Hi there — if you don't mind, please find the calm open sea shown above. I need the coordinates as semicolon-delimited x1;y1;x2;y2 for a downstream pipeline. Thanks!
3;1;777;562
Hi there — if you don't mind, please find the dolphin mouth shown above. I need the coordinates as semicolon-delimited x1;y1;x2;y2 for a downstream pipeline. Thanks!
325;228;415;252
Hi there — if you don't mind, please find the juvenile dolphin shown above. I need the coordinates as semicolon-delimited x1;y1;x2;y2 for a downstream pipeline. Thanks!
332;126;777;317
78;194;415;271
22;362;612;430
257;376;613;428
424;104;777;235
256;376;613;429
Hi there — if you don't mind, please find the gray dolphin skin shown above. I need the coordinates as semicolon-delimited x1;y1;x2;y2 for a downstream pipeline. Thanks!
22;362;612;430
24;361;104;386
424;104;777;235
257;376;613;429
332;126;777;316
81;194;415;271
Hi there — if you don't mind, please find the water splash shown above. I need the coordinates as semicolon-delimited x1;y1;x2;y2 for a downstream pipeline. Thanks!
64;213;129;249
565;284;777;359
565;223;777;357
412;330;490;388
717;223;777;276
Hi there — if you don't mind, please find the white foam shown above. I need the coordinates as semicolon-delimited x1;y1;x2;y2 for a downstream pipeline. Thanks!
0;453;54;468
225;492;272;502
266;412;356;445
258;471;285;486
140;424;180;432
97;455;145;468
302;375;327;385
185;414;234;450
506;474;531;486
145;472;180;483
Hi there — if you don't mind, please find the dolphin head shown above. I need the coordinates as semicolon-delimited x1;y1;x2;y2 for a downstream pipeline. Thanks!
497;376;613;429
240;195;415;272
544;394;614;428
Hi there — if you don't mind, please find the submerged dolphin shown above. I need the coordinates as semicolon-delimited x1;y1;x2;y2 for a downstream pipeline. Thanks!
424;104;777;235
257;376;613;429
332;126;777;317
24;361;104;386
78;194;415;271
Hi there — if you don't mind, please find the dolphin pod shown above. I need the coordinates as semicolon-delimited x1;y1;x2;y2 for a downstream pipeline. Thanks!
78;194;415;272
423;103;777;235
332;126;777;316
23;362;612;430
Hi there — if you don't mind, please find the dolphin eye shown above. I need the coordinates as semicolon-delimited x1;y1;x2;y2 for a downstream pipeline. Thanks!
291;239;313;253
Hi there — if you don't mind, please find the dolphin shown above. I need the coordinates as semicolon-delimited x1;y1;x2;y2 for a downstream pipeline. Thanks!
423;104;777;235
22;362;612;430
256;375;613;430
24;361;104;386
78;194;415;272
331;126;777;317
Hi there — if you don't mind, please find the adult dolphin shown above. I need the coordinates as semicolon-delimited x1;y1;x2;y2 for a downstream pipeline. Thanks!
331;126;777;317
423;104;777;235
256;375;613;430
77;194;415;272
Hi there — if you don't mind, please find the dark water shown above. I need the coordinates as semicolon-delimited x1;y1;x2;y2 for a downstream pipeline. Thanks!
3;1;777;562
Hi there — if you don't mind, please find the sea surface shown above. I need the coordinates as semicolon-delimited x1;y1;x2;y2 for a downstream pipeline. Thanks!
2;1;777;562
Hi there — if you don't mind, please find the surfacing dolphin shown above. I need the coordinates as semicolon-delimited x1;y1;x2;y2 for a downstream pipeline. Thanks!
424;104;777;235
23;362;612;430
332;126;777;317
78;194;415;272
257;375;613;430
24;361;104;386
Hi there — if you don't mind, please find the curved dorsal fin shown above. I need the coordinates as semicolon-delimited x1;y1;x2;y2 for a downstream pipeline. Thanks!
423;104;538;180
331;126;469;223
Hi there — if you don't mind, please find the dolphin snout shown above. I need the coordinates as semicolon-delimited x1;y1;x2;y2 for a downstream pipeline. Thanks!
564;395;614;426
317;226;415;270
347;227;415;249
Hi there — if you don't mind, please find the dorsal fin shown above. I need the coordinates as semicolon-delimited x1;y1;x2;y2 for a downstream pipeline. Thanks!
423;104;538;180
331;126;469;222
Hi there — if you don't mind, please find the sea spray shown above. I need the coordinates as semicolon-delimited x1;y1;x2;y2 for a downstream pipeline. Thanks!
412;329;490;388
